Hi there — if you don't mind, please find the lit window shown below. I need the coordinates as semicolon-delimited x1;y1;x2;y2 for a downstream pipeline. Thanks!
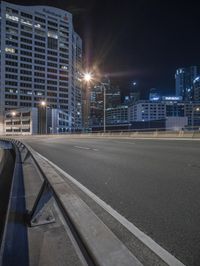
61;65;68;70
5;47;15;53
6;13;19;22
47;31;58;39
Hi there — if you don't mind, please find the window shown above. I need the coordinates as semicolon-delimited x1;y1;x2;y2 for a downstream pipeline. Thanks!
5;94;17;99
60;59;68;64
35;35;45;41
20;76;32;81
20;83;32;88
34;72;45;77
34;60;45;65
47;80;57;85
20;44;32;50
5;47;17;54
6;21;18;28
5;54;18;60
48;62;57;67
20;63;32;69
21;25;32;32
59;82;68;86
59;53;68;58
21;31;32;38
47;74;57;79
21;50;32;56
6;34;18;40
48;50;57;56
6;67;18;73
20;69;32;75
48;37;58;49
21;12;32;19
34;47;45;53
48;68;57;73
6;60;18;67
35;29;45;36
20;57;32;63
59;47;68;53
21;37;32;44
48;21;58;27
34;66;45;71
6;40;18;47
34;78;45;83
35;41;45;47
5;81;18;86
35;53;45;59
47;86;57;91
34;84;45;89
35;16;45;23
47;56;57;62
6;7;19;14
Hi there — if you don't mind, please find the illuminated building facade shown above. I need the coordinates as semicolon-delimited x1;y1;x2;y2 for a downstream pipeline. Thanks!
175;66;200;100
0;1;82;133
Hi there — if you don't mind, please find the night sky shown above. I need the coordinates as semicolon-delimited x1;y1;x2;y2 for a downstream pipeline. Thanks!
9;0;200;97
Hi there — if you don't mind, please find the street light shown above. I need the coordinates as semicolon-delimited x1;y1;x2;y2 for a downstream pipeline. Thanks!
40;100;46;107
83;72;92;83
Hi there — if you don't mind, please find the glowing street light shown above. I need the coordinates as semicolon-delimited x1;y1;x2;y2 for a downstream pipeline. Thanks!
40;100;46;107
11;111;16;117
83;72;92;83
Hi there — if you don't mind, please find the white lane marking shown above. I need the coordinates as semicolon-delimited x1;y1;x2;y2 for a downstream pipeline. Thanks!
34;151;185;266
112;141;135;145
74;146;99;151
74;146;90;150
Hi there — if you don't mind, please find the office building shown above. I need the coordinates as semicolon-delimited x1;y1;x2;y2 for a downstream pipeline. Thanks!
106;105;128;125
4;107;38;135
0;1;82;133
193;76;200;102
89;80;121;126
175;66;199;100
4;107;69;135
128;99;200;128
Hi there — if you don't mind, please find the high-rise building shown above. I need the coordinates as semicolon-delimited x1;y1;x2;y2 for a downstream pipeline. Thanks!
89;80;121;127
0;1;82;133
193;76;200;102
175;66;199;100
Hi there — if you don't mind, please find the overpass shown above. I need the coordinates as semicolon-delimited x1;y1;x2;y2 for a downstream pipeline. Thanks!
0;133;200;266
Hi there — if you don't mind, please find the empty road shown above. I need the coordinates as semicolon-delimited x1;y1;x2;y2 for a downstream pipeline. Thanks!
23;136;200;266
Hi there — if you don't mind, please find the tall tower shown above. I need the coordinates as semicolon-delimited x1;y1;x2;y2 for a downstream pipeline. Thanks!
175;66;199;100
0;1;82;133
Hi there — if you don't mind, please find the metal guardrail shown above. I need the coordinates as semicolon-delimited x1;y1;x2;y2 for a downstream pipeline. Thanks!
0;138;142;266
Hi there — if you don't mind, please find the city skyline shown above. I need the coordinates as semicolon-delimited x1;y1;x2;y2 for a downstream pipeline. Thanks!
8;0;200;95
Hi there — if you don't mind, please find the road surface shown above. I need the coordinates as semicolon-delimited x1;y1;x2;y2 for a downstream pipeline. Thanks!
24;136;200;266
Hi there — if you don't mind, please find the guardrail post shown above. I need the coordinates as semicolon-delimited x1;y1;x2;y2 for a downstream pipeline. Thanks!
27;180;55;227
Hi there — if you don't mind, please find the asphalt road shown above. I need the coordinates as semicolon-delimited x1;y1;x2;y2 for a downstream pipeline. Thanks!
24;136;200;266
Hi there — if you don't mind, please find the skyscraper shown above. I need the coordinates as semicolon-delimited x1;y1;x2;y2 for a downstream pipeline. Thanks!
175;66;199;101
0;1;82;133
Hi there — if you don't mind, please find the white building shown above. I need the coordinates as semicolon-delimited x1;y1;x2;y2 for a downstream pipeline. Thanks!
106;106;128;125
0;1;82;134
4;107;69;135
128;100;200;128
4;107;38;135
